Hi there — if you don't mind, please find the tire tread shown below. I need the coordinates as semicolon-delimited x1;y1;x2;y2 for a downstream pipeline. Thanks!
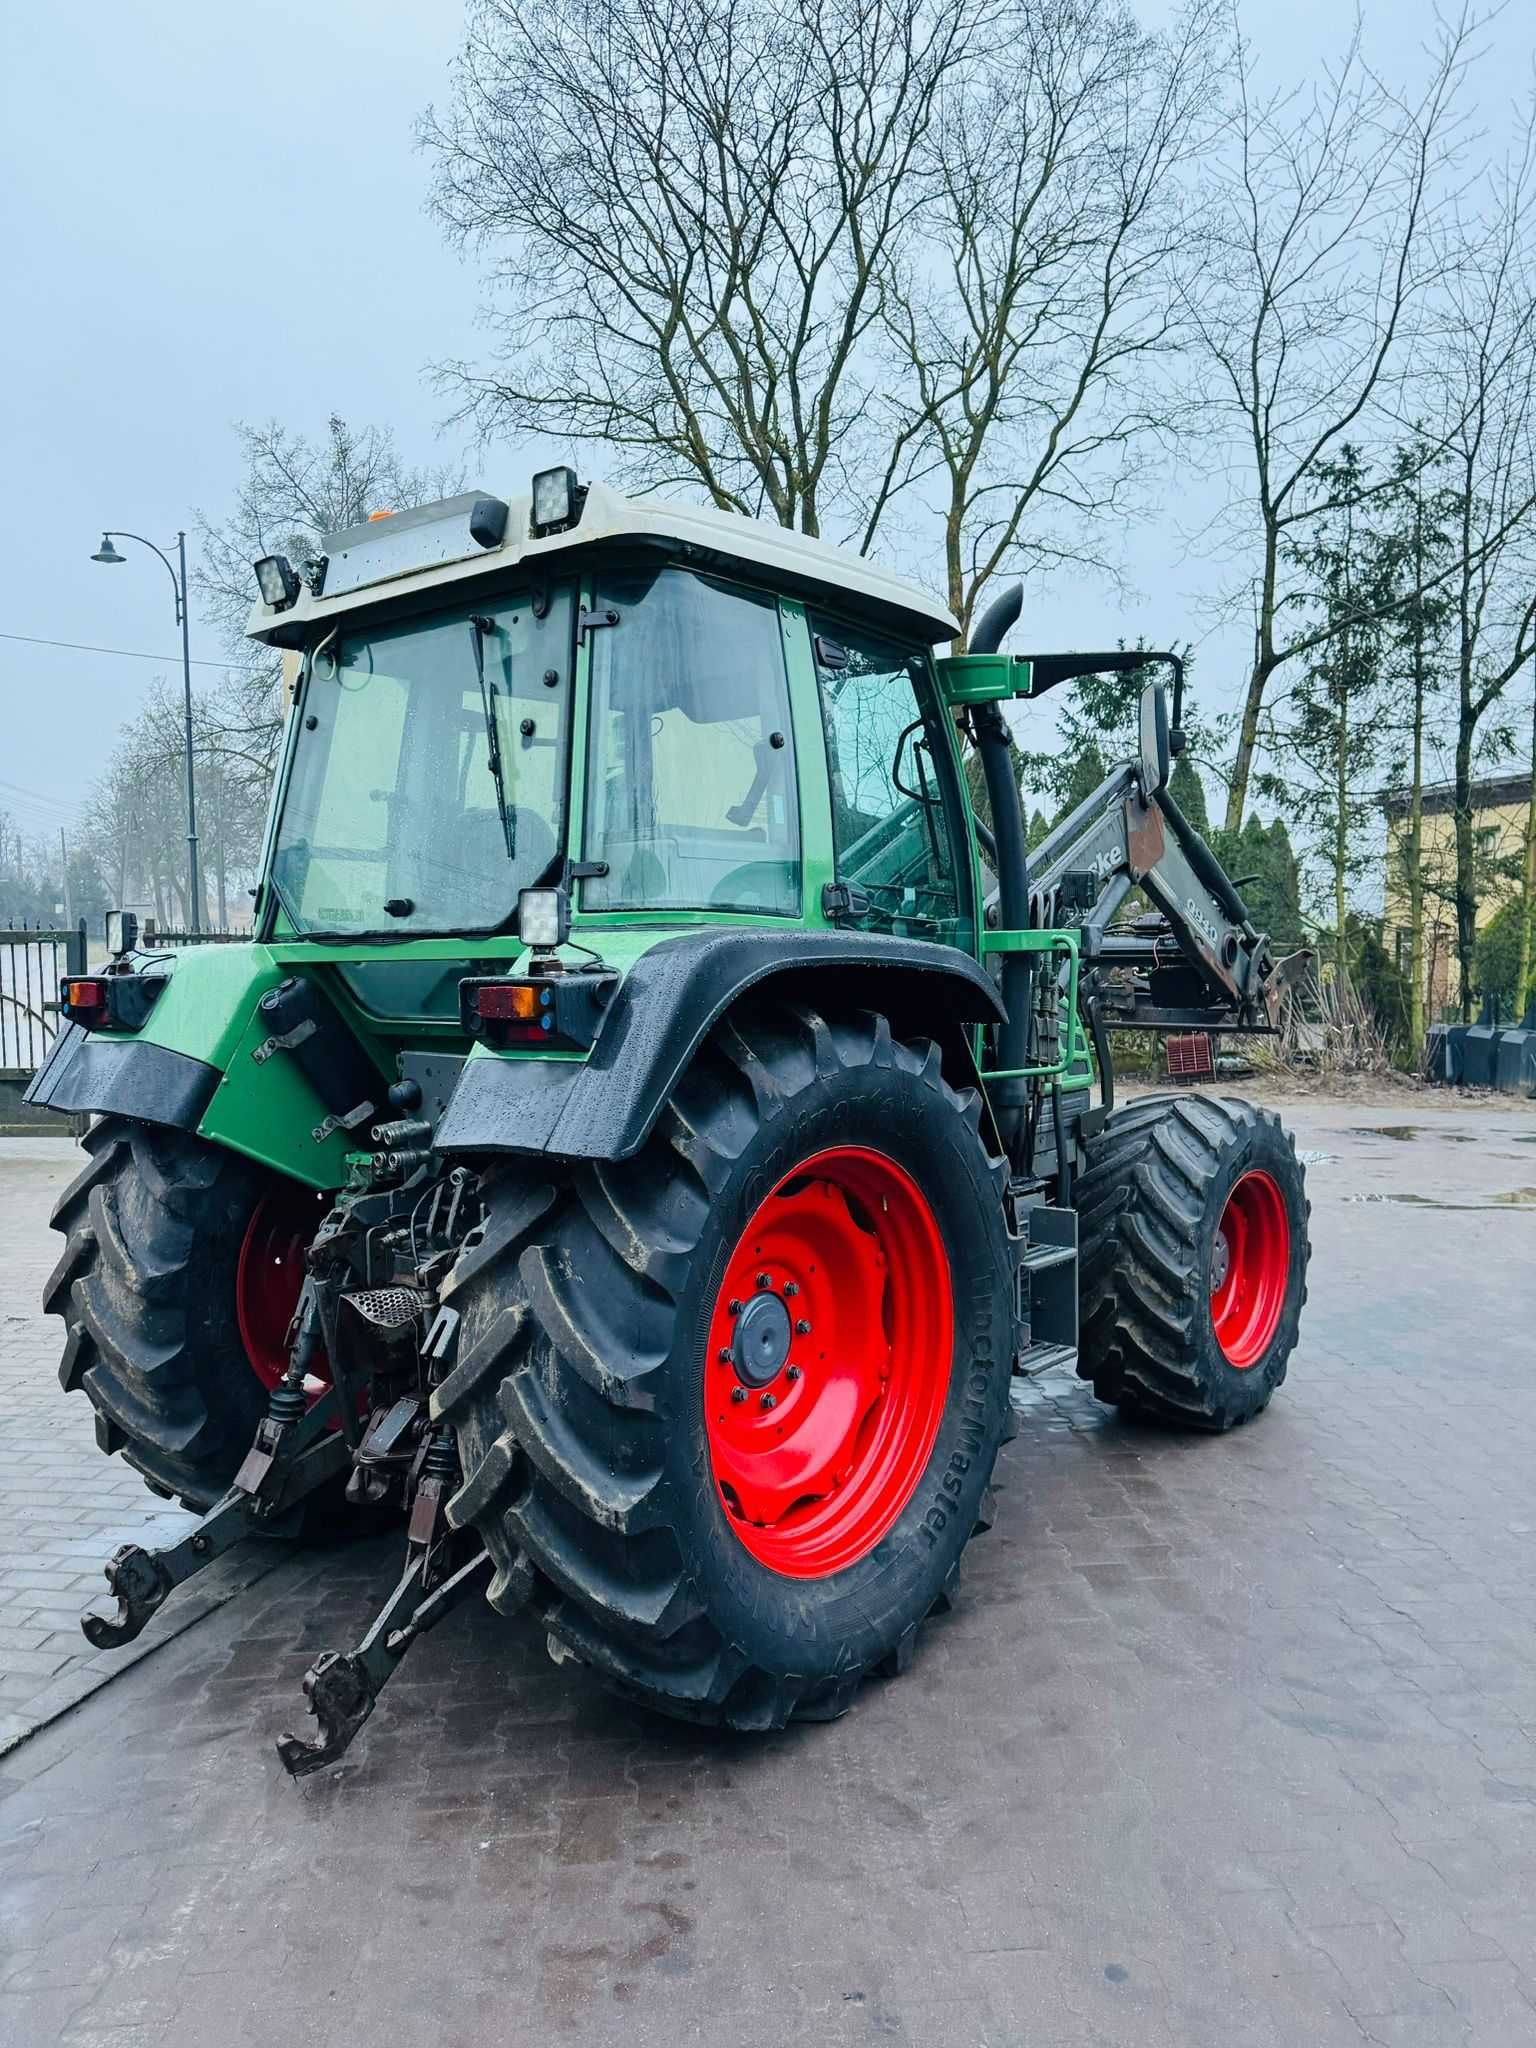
444;1000;1011;1729
1075;1093;1310;1428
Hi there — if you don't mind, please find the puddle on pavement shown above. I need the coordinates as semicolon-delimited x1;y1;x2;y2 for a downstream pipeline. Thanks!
1346;1125;1479;1143
1345;1186;1536;1210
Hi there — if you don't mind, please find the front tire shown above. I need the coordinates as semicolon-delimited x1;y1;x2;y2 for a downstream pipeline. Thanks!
1075;1094;1309;1429
435;1001;1017;1729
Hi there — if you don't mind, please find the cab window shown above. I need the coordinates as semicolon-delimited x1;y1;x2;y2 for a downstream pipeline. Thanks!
583;567;800;915
812;614;969;944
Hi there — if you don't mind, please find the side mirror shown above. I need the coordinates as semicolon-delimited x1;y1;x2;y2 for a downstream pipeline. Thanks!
1138;682;1170;799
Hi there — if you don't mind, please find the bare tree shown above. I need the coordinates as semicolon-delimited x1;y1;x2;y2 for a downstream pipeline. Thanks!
1185;7;1477;831
424;0;984;540
195;414;464;776
874;0;1223;641
1434;127;1536;1014
1516;676;1536;1017
77;683;271;932
1375;435;1458;1058
425;0;1227;634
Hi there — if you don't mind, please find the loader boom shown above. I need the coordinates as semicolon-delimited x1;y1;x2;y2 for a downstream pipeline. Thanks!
1028;762;1293;1032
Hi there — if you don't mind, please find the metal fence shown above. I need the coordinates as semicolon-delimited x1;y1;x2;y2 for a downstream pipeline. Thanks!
137;925;250;951
0;922;87;1076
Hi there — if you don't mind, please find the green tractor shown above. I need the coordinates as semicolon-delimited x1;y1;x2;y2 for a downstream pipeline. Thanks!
31;472;1309;1769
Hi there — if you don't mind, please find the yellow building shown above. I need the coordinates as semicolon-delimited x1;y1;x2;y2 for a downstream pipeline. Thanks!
1382;769;1532;1017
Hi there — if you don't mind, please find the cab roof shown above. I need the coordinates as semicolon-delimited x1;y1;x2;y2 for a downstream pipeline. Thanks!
244;480;959;651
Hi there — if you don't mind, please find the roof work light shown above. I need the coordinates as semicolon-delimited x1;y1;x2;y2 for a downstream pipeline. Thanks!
253;554;301;610
530;466;580;536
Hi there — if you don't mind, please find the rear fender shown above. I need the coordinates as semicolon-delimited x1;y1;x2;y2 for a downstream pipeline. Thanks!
23;946;376;1191
433;929;1003;1162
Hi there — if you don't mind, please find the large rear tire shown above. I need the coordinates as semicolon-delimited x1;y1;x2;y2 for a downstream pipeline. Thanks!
435;1001;1017;1730
43;1116;328;1510
1075;1094;1309;1429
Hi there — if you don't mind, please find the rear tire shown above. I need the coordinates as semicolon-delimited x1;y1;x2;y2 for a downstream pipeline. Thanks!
1075;1094;1309;1429
43;1117;327;1510
435;1000;1017;1730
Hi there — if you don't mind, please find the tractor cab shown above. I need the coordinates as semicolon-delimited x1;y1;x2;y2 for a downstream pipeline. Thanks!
249;475;973;969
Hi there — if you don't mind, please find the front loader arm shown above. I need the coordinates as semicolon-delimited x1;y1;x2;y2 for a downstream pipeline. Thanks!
1027;765;1296;1032
941;629;1302;1038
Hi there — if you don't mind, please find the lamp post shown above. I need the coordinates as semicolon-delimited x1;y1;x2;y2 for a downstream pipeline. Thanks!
93;528;202;930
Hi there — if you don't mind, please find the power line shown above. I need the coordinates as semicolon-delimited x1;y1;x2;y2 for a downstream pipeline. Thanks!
0;777;78;818
0;630;236;672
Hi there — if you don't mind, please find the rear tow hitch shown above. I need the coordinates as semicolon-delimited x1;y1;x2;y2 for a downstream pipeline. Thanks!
79;1382;348;1651
276;1535;491;1778
77;1178;501;1778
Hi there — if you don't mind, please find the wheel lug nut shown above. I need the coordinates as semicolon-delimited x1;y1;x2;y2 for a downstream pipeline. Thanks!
795;1319;811;1336
730;1387;748;1405
755;1272;771;1289
718;1347;732;1363
759;1392;776;1410
783;1282;799;1297
786;1366;801;1382
727;1299;742;1316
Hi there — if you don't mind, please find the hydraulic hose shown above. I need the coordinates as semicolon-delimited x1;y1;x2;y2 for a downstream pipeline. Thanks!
1051;1081;1071;1207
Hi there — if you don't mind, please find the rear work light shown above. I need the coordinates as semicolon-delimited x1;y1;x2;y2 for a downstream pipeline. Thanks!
460;972;618;1051
517;885;569;950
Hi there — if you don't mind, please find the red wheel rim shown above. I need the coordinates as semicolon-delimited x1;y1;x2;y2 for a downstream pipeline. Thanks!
704;1146;953;1579
1209;1169;1290;1369
236;1183;330;1396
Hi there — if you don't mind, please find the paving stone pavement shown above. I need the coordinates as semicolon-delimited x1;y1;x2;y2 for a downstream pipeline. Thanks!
1;1101;1534;2046
0;1139;286;1752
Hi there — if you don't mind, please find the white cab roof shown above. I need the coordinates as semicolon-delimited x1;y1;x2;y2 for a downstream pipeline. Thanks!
246;480;959;649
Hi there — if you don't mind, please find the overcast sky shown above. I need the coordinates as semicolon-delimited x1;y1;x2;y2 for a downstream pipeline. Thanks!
3;0;1532;849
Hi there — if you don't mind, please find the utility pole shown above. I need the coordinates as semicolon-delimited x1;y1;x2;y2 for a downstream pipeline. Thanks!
175;531;200;931
59;825;73;929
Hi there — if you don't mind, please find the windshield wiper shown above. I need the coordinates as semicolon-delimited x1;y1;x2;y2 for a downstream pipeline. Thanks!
470;614;516;859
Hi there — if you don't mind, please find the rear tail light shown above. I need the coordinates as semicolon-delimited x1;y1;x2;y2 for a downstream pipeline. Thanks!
460;972;617;1050
64;978;109;1026
60;972;164;1033
476;982;548;1025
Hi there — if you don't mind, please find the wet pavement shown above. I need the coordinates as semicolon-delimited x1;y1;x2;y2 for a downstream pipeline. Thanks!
2;1098;1535;2046
0;1140;278;1753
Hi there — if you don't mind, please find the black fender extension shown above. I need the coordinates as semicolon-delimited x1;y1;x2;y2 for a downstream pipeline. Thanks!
433;928;1005;1162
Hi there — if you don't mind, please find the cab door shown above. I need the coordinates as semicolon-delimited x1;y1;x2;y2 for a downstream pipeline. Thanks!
810;612;977;955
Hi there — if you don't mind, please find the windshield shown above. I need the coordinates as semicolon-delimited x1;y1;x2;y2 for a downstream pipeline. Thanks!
270;586;573;935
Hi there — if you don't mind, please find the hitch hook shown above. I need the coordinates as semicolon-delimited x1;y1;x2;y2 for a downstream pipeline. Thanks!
81;1543;174;1650
275;1546;491;1780
274;1651;378;1778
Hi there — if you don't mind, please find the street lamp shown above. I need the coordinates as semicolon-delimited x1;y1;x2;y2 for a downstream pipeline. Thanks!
92;527;202;931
